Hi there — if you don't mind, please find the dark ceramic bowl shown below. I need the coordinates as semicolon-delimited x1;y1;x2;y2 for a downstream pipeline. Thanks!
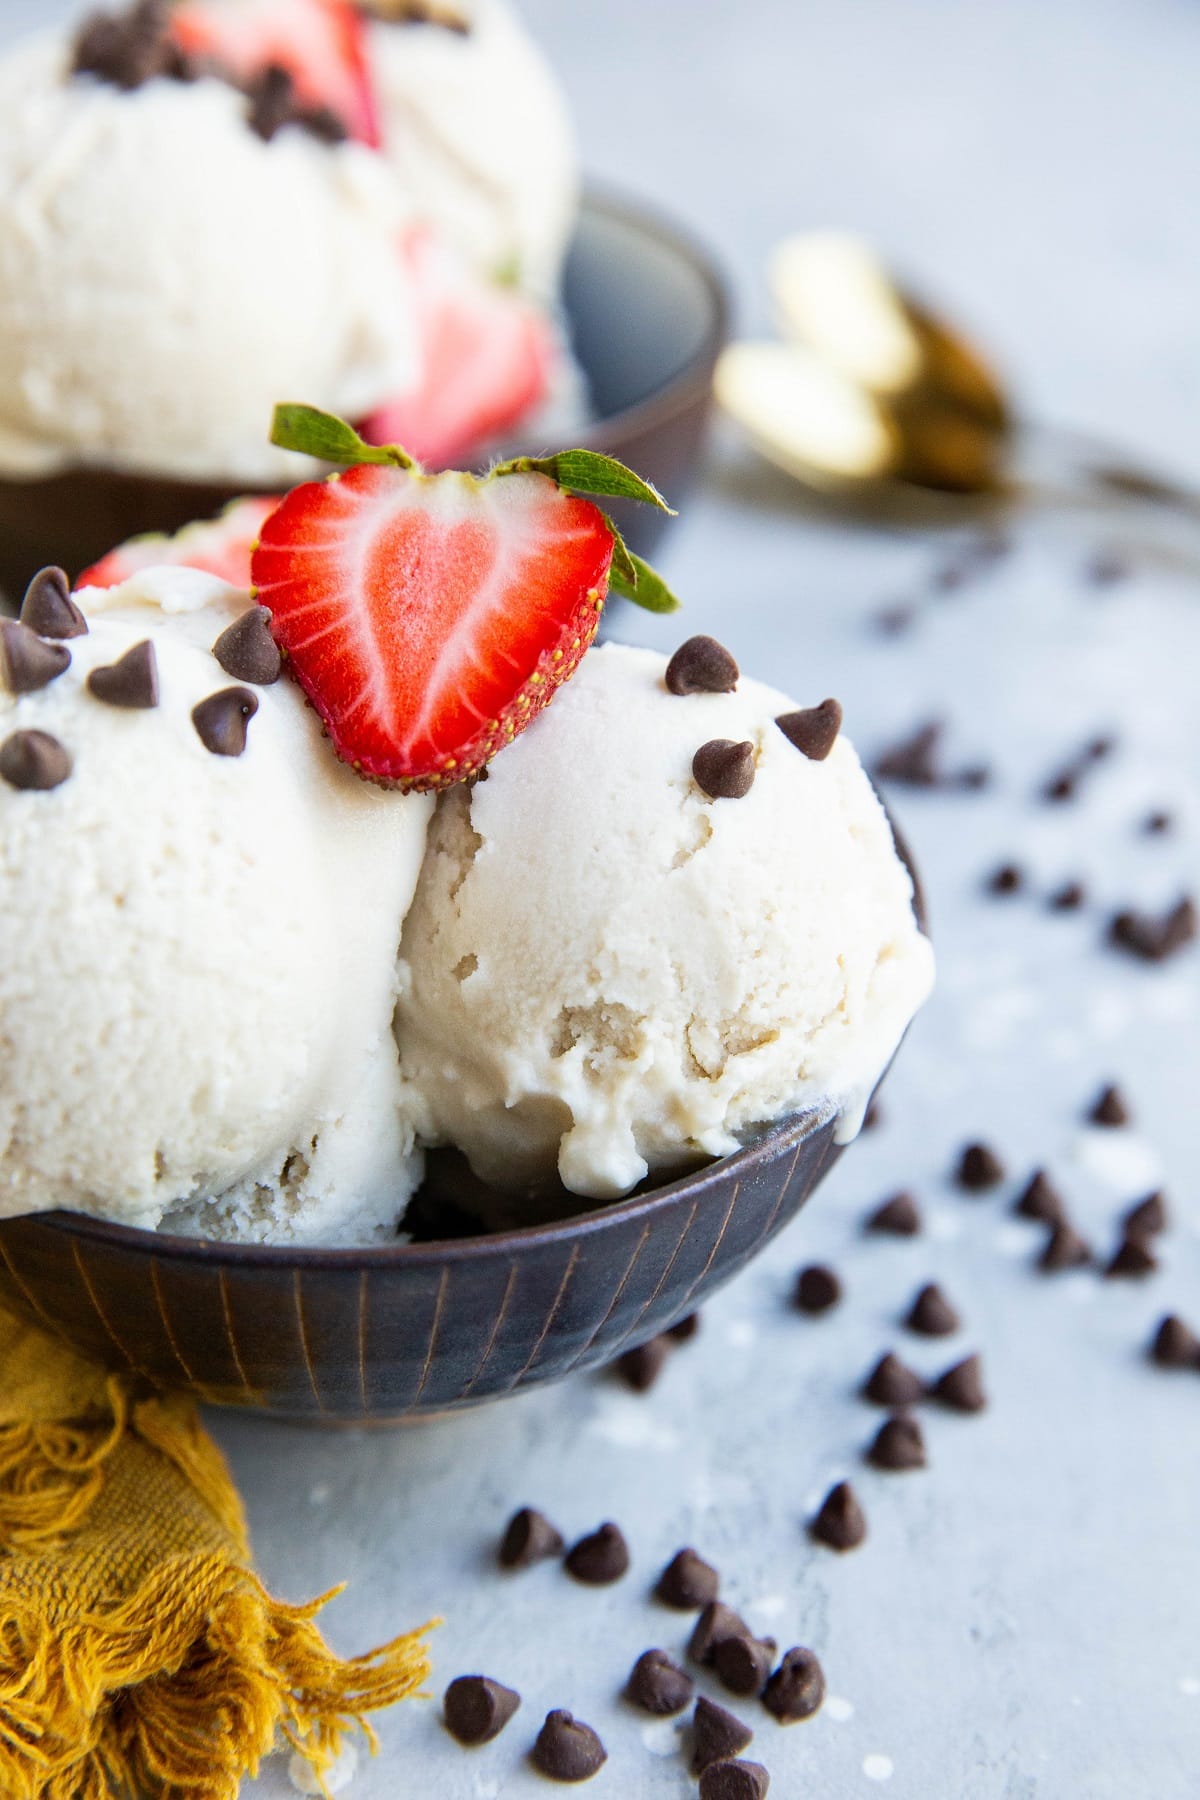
0;830;924;1427
0;190;728;601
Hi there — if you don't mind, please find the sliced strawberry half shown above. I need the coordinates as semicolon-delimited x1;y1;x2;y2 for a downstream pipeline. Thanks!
170;0;379;145
251;406;679;789
362;229;555;470
78;497;276;592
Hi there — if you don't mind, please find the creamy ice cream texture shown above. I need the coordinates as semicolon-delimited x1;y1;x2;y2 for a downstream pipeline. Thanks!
0;566;432;1243
0;4;579;484
396;642;935;1201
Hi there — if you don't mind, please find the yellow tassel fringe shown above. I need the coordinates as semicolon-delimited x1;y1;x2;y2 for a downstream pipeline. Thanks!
0;1309;434;1800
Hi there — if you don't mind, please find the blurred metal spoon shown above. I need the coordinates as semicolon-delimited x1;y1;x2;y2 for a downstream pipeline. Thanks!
717;231;1200;517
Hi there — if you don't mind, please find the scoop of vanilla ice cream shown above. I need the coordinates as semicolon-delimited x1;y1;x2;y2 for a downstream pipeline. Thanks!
0;567;432;1243
0;35;417;485
396;642;934;1200
368;0;579;297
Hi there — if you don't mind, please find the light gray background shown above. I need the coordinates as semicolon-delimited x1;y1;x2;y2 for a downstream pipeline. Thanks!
8;3;1199;1795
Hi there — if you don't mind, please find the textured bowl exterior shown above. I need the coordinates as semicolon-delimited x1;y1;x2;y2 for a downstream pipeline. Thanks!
0;1109;840;1424
0;191;728;600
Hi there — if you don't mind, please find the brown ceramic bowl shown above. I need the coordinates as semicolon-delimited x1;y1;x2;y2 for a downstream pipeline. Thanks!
0;832;924;1426
0;189;729;601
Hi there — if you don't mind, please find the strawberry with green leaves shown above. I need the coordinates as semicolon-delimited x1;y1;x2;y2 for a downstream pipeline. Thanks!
252;405;679;790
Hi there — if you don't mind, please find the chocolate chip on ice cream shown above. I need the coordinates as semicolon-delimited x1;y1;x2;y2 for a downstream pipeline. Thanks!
0;730;72;793
693;738;756;799
0;621;70;695
192;686;259;757
666;635;739;695
20;567;88;640
775;698;843;761
87;639;159;710
212;607;283;686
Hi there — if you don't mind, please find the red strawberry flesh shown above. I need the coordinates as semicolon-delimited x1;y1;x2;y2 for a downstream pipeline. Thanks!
252;464;614;787
170;0;379;144
78;496;276;591
363;230;554;468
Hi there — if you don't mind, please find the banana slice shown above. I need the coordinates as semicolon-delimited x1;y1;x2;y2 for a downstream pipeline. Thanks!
715;341;899;487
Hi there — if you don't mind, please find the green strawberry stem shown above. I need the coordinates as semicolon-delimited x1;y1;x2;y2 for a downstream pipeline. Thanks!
269;404;682;614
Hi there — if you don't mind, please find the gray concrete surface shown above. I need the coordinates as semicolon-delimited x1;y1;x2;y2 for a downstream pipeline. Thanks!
6;3;1198;1795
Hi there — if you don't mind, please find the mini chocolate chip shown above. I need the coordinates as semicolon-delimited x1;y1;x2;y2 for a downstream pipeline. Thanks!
1014;1170;1066;1226
565;1522;629;1585
1105;1236;1158;1279
712;1633;775;1699
863;1098;884;1131
20;567;87;640
1109;898;1198;962
626;1648;694;1716
87;639;159;710
956;1141;1006;1191
1150;1315;1200;1369
1142;810;1173;836
1085;549;1129;587
498;1506;564;1570
1043;770;1077;803
865;1191;921;1236
0;620;70;694
931;1353;987;1413
862;1352;924;1407
614;1336;670;1392
73;0;175;90
906;1282;961;1337
810;1480;866;1552
699;1759;771;1800
443;1674;520;1746
1089;1083;1130;1127
1049;880;1087;912
531;1710;607;1782
1123;1191;1168;1238
192;686;259;757
1039;1222;1093;1272
666;635;739;695
212;606;282;686
867;1412;927;1472
693;738;756;800
667;1312;701;1343
986;862;1023;895
691;1696;753;1775
875;720;942;787
1087;735;1116;761
775;698;843;762
656;1546;719;1610
874;603;915;636
762;1645;825;1723
0;729;72;792
793;1264;842;1315
689;1601;753;1667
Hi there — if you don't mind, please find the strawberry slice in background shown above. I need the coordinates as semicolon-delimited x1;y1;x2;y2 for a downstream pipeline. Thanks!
251;406;679;789
362;229;556;471
78;497;276;591
170;0;379;144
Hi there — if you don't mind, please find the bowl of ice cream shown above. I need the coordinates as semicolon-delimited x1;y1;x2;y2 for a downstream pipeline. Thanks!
0;0;727;598
0;521;932;1419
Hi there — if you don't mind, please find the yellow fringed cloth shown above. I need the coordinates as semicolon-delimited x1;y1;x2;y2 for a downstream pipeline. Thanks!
0;1307;433;1800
